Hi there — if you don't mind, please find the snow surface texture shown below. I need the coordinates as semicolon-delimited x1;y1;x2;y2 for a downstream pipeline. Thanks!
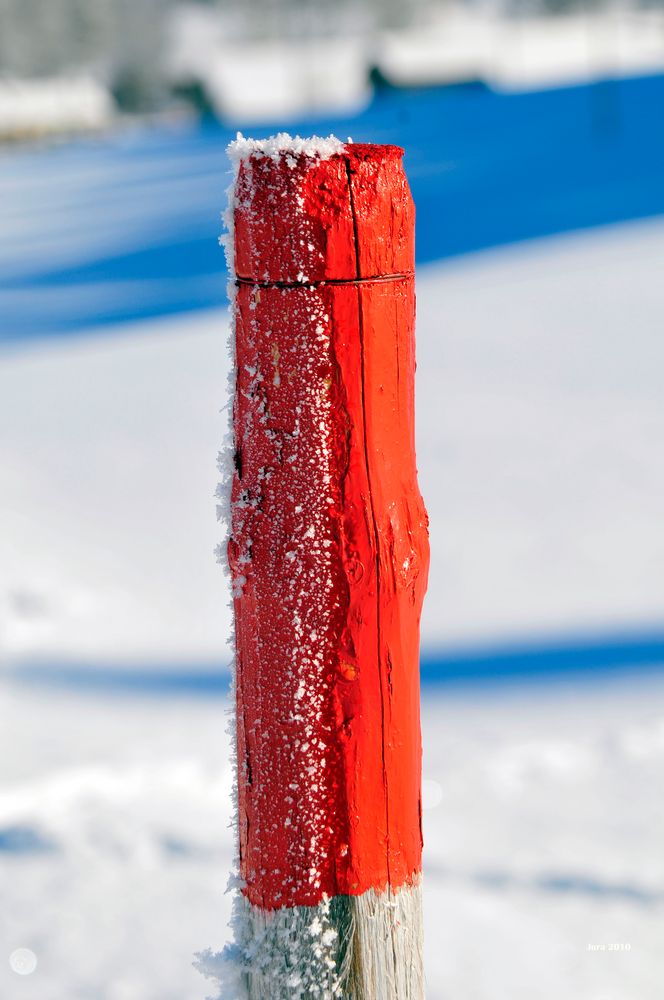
1;676;663;1000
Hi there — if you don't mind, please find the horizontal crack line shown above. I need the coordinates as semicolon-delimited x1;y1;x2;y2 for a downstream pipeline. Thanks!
235;272;414;289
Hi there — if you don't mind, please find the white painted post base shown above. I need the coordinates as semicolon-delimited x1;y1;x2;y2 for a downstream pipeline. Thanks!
235;881;423;1000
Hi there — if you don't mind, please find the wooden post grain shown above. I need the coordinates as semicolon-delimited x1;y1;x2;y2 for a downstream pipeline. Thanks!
226;136;429;999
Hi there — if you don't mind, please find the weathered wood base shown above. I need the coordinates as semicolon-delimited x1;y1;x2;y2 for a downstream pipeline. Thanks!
237;882;423;1000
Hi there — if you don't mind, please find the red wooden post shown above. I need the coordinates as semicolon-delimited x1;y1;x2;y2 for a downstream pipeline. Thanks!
226;135;429;999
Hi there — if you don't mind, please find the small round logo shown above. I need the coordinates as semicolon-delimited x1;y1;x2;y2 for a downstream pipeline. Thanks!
9;947;37;976
422;777;443;810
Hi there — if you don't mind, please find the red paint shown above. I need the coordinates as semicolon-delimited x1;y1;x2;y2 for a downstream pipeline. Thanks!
229;144;429;909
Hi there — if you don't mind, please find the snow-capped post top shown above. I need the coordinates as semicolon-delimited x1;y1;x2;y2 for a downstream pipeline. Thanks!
228;132;415;284
222;132;428;1000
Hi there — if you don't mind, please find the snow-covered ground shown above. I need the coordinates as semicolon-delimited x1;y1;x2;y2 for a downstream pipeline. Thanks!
2;218;664;667
1;674;663;1000
2;137;664;996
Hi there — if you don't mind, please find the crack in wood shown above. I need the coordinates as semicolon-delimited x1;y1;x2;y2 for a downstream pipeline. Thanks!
343;154;404;995
235;273;414;289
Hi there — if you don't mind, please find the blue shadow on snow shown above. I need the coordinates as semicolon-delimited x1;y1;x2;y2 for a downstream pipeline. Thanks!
2;73;664;341
9;628;664;696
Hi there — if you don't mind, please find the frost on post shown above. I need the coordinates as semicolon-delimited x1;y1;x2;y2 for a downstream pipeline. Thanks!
201;133;429;1000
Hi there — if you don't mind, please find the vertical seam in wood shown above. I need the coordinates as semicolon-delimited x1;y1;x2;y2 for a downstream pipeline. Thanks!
232;363;254;901
345;158;363;281
345;157;393;896
234;324;266;910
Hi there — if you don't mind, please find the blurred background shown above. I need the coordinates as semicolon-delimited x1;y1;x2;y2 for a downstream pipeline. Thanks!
1;1;664;998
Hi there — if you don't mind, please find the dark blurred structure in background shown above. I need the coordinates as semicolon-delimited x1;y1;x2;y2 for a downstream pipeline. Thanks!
1;0;664;134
